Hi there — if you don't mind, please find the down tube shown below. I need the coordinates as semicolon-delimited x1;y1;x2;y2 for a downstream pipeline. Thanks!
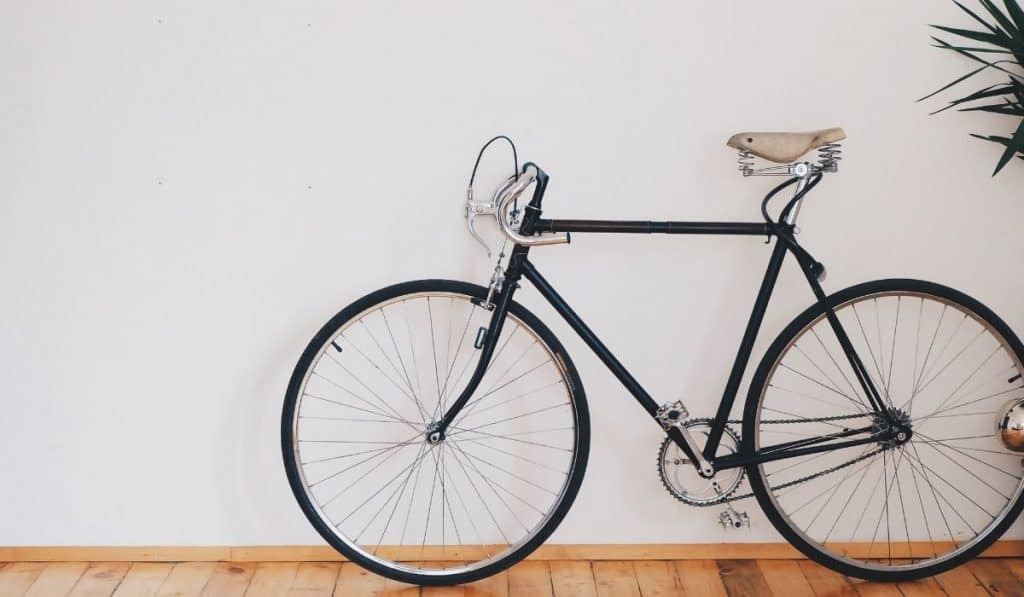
520;260;663;417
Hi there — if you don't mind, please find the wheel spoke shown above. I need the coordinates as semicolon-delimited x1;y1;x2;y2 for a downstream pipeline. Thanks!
307;434;421;487
821;453;880;545
335;335;423;420
380;308;431;421
437;304;479;405
452;402;570;435
302;391;418;426
314;362;421;434
448;425;573;452
810;328;869;408
448;439;540;526
913;318;971;409
777;363;866;412
851;303;891;406
914;432;1020;486
916;385;1023;422
902;446;982;533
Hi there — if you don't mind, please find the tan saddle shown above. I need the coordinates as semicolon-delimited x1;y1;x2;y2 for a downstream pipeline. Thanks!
726;128;846;163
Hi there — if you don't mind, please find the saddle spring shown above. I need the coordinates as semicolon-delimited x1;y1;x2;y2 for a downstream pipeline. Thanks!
817;142;842;172
737;150;755;176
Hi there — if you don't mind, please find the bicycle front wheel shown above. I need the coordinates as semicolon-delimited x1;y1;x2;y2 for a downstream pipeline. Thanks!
282;279;589;586
745;279;1024;581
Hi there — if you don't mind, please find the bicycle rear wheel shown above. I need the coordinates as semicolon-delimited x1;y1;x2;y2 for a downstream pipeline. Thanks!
745;279;1024;581
282;279;589;585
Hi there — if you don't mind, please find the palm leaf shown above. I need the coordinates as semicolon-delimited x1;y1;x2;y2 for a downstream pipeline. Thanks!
932;24;1009;46
930;83;1016;113
971;132;1024;161
930;37;1024;86
932;44;1018;53
928;1;1024;175
991;117;1024;174
919;61;992;102
980;0;1022;38
1006;0;1024;33
958;102;1024;113
954;0;1006;33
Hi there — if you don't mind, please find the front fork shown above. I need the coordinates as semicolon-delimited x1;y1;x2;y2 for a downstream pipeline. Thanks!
432;246;529;440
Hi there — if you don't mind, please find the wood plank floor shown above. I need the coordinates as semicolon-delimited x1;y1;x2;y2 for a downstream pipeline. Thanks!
0;558;1021;596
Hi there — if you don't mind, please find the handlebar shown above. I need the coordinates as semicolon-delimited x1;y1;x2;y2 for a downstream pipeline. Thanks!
495;164;569;247
465;163;569;253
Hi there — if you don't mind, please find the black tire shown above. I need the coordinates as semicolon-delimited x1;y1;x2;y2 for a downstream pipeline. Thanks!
744;279;1024;582
282;279;590;586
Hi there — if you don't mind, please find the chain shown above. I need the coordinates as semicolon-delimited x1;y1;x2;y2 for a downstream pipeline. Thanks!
681;411;877;507
727;412;870;426
721;446;885;505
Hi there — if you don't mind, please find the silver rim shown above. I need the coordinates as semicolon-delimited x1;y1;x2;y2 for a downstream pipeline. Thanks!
290;291;580;578
755;290;1024;572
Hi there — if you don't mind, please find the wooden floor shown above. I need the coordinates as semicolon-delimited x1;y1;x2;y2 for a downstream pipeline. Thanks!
2;558;1024;596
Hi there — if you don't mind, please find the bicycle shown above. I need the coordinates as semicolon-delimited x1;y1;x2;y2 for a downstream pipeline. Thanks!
281;130;1024;585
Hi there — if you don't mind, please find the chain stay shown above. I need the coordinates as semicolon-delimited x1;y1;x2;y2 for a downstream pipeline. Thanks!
674;412;874;507
722;446;884;505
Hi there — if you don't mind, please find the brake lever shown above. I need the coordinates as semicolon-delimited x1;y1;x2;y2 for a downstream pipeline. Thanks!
465;207;492;257
464;176;516;258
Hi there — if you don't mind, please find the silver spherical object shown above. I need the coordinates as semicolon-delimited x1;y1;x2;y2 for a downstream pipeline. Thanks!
997;398;1024;452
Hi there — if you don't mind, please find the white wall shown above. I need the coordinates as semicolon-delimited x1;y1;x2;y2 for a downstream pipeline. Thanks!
3;0;1024;546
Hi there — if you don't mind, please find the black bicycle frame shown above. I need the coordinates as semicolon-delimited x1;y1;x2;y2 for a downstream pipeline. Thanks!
437;165;893;473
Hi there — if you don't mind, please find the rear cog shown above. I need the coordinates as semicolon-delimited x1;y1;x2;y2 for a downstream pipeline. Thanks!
658;418;745;506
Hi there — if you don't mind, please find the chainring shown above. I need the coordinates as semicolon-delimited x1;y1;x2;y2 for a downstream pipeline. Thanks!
657;418;746;507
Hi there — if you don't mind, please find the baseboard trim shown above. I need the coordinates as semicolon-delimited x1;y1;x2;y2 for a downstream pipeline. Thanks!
2;542;1022;562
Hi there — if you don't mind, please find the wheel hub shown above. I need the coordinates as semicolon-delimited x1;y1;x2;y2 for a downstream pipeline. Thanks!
874;407;912;449
425;421;444;444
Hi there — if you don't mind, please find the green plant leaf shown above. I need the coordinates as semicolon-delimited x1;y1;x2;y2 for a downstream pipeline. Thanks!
931;37;1024;86
929;40;1024;67
954;82;1012;97
1005;0;1024;33
932;24;1009;46
919;61;995;101
970;132;1024;160
970;132;1015;156
958;94;1024;112
928;1;1024;175
932;43;1022;55
958;102;1024;113
954;0;1006;34
956;83;1016;101
992;117;1024;174
930;83;1015;113
937;82;1015;112
971;132;1013;142
980;0;1023;41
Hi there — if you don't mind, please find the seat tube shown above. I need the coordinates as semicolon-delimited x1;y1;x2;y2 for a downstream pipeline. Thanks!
703;238;788;460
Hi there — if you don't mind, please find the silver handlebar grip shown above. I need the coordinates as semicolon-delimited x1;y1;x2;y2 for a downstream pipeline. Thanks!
495;166;569;247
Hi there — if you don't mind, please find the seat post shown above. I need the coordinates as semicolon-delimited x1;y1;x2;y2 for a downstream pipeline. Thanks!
786;163;811;227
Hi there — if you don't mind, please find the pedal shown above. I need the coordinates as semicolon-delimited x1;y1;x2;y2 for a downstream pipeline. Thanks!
655;401;689;429
718;506;750;530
